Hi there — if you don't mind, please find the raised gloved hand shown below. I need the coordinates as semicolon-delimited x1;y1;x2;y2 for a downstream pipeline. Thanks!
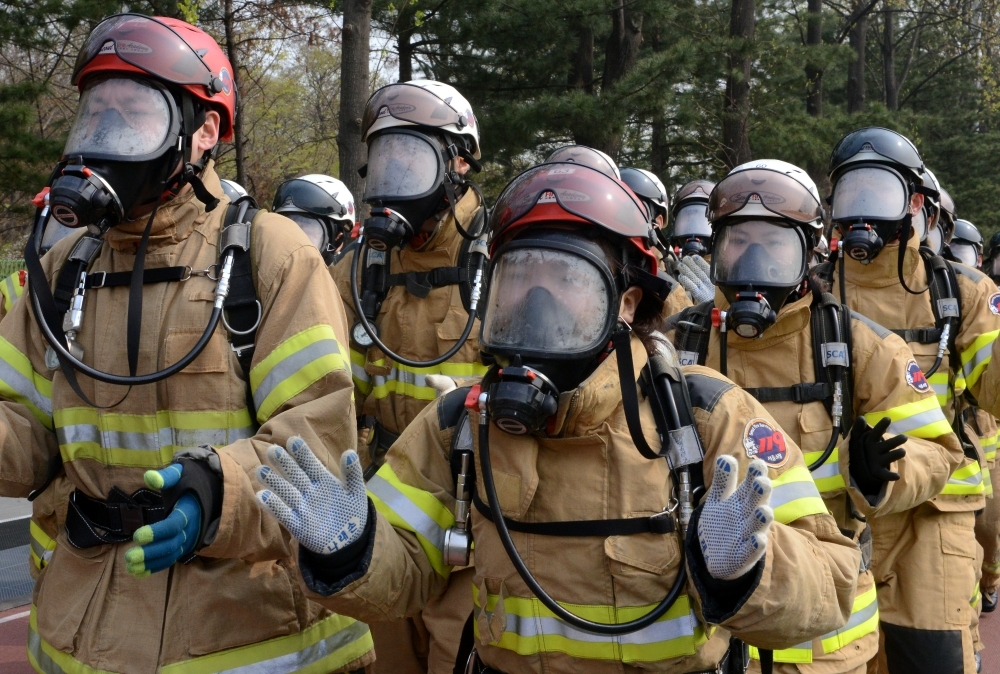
848;416;907;498
255;437;368;555
426;374;458;398
697;456;773;580
678;255;714;304
125;463;201;578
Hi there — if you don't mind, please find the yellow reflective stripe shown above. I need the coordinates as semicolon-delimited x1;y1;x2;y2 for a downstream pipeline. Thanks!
961;330;999;390
55;407;254;469
29;520;57;571
29;604;372;674
863;396;951;439
821;585;879;654
1;271;22;312
0;335;52;429
364;356;488;402
982;432;997;462
940;460;985;495
750;585;879;663
801;447;846;493
472;584;709;662
349;348;373;396
972;584;983;607
929;372;951;408
250;325;350;423
367;462;454;577
770;465;828;524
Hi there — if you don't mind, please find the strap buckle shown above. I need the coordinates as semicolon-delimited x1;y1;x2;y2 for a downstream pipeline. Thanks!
88;271;107;289
189;264;219;281
231;341;256;359
118;502;145;532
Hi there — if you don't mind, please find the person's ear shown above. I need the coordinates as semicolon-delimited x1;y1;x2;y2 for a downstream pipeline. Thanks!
909;192;925;216
191;110;221;162
619;286;643;324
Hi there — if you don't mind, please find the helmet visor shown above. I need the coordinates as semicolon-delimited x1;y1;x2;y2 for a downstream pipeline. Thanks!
73;14;214;88
482;247;612;355
65;77;172;158
832;127;923;174
712;221;806;288
546;146;619;179
362;83;466;138
950;242;979;269
709;169;822;224
672;203;712;237
491;164;650;242
831;167;909;221
273;179;346;218
363;131;443;201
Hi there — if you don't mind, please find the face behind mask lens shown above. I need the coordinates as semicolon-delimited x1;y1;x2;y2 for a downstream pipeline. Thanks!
912;207;927;242
951;242;979;268
925;226;943;254
831;167;909;221
672;203;711;238
285;213;330;251
65;78;172;159
482;248;611;356
363;131;444;201
712;221;806;287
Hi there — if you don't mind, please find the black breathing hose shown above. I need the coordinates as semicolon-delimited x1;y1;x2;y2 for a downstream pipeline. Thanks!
477;395;688;636
349;235;481;368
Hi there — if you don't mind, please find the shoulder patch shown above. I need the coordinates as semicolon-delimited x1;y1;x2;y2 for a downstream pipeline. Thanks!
437;386;472;431
850;311;892;339
743;418;789;468
685;373;735;413
988;292;1000;316
904;359;930;393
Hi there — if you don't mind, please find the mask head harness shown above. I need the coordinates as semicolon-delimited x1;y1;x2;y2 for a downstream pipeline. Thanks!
25;14;239;402
471;162;694;636
707;167;821;340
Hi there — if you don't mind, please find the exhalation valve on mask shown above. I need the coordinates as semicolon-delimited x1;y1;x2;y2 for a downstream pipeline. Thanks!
487;362;560;435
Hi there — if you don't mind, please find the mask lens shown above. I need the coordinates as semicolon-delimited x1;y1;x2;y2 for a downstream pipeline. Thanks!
926;226;943;254
73;14;213;88
285;213;329;251
672;203;711;237
65;78;171;158
831;168;908;220
912;208;927;241
951;243;979;268
991;256;1000;277
713;221;806;287
482;248;611;355
363;132;443;201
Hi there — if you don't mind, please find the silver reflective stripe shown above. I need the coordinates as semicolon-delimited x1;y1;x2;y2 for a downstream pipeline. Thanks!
811;460;840;481
0;358;52;417
963;342;994;378
3;275;17;308
29;536;48;562
57;423;253;451
770;481;820;510
822;597;879;641
931;383;949;397
885;407;947;435
372;367;427;390
27;626;65;674
216;621;370;674
367;474;447;552
253;338;341;411
949;470;983;487
351;362;371;384
479;605;697;646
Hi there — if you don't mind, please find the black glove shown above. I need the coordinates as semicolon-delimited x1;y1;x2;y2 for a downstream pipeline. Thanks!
848;416;907;499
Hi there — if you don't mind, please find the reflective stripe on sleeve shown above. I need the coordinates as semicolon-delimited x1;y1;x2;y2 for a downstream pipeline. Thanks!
29;520;56;571
801;447;846;493
28;605;373;674
748;585;878;664
863;396;951;439
961;330;999;391
981;431;997;462
250;324;351;423
940;460;985;496
929;372;951;408
472;584;709;662
769;465;828;524
350;348;373;396
1;271;23;312
367;463;455;578
55;407;254;469
0;335;53;428
362;355;488;403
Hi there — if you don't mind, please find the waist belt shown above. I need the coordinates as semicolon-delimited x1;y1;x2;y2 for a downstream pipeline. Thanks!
890;327;942;344
364;419;401;481
66;487;167;549
472;491;675;536
743;382;830;404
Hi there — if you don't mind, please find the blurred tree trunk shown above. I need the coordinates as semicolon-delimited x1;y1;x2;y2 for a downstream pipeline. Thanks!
882;6;898;110
805;0;823;116
722;0;755;168
338;0;372;213
847;1;868;113
222;0;245;185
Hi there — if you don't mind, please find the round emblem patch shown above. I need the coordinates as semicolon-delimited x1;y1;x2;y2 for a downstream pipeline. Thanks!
988;292;1000;316
219;67;233;95
905;359;930;393
743;418;788;468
